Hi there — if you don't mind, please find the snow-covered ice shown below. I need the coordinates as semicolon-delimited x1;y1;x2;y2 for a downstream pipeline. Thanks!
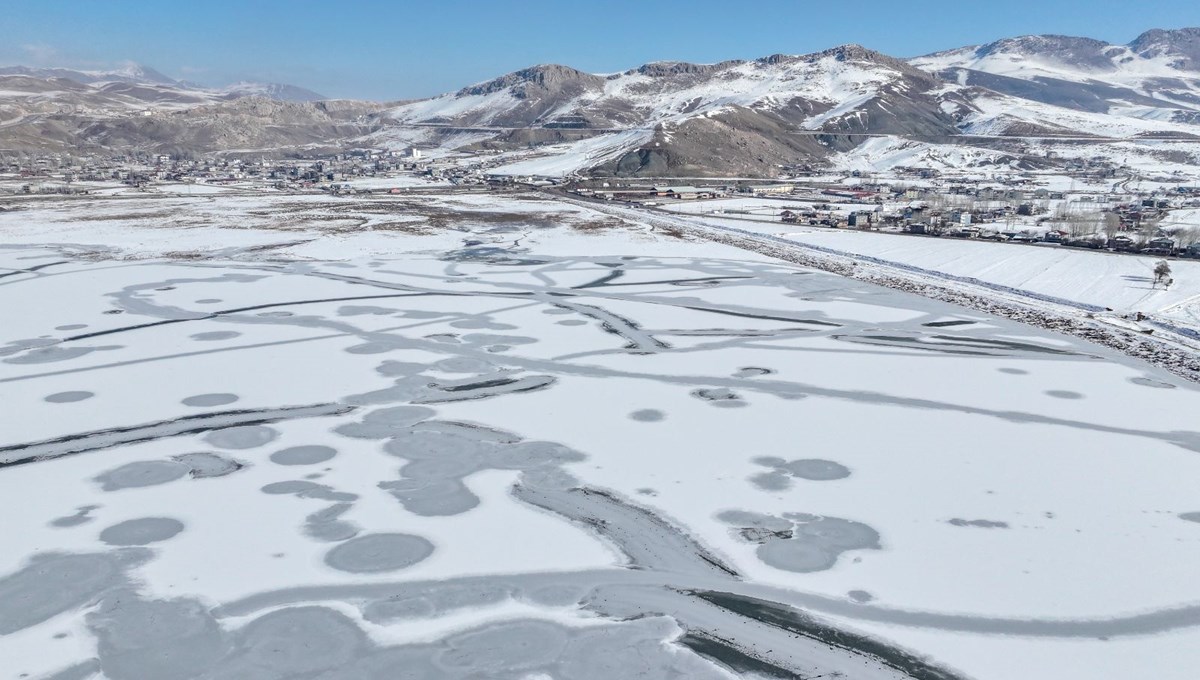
2;192;1199;680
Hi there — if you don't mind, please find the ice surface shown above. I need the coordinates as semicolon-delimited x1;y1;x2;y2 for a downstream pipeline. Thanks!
2;193;1199;680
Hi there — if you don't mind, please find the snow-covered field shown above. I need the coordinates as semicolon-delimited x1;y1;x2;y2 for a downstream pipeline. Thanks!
688;216;1200;328
2;191;1199;680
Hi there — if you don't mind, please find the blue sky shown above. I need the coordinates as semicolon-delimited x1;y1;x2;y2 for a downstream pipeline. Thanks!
2;0;1199;100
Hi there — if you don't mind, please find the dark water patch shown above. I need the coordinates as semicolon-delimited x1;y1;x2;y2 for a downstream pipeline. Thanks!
948;518;1009;529
173;452;244;478
220;606;367;676
922;320;976;328
261;480;358;502
733;367;775;378
460;333;538;347
190;330;241;341
181;392;239;407
998;368;1028;375
721;511;879;573
334;405;435;439
99;517;185;546
0;337;57;356
203;425;279;449
630;409;665;422
449;317;518;330
0;551;149;635
711;399;748;409
54;324;88;331
691;591;968;680
5;344;122;364
1045;390;1084;400
439;618;568;671
441;247;549;266
340;375;440;406
417;374;556;404
305;503;359;542
271;445;337;466
848;590;875;603
1178;512;1200;523
96;460;188;491
717;510;794;539
572;269;625;289
0;403;353;468
45;390;94;403
675;303;842;328
87;588;229;679
337;305;397;316
692;387;741;402
195;298;222;304
779;459;851;481
50;505;100;528
834;333;1080;357
324;533;434;573
380;426;579;517
749;471;792;491
344;340;401;354
678;632;796;679
557;319;588;326
375;360;429;377
515;480;739;578
433;357;495;373
1130;376;1176;389
379;476;479;516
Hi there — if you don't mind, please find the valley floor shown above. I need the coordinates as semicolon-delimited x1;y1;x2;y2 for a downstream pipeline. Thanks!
1;191;1198;680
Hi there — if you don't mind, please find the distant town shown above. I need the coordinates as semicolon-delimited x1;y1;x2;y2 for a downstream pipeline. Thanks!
5;145;1195;260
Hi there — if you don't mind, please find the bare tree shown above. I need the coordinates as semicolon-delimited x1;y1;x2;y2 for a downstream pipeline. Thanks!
1103;212;1122;241
1154;260;1172;288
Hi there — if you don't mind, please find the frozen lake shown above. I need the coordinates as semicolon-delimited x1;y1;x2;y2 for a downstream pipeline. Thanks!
2;194;1199;679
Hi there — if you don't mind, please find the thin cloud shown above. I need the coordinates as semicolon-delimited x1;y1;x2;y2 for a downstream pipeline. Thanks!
21;43;60;64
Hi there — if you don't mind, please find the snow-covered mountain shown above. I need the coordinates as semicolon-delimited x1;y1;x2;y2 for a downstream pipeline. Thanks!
0;62;375;155
0;61;326;105
3;31;1200;175
380;45;960;175
911;29;1200;134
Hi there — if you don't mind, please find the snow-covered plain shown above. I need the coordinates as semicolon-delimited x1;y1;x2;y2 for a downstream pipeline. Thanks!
2;191;1199;680
674;213;1200;330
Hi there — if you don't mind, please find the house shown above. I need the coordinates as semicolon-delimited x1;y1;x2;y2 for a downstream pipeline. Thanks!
651;186;704;200
755;184;794;195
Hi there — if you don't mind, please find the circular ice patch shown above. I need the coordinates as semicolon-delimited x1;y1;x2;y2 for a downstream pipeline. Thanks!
848;590;875;603
1045;390;1083;400
181;393;239;407
324;533;434;573
779;459;851;481
190;331;240;341
271;445;337;466
95;460;188;491
204;425;279;450
99;517;184;546
45;391;94;403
